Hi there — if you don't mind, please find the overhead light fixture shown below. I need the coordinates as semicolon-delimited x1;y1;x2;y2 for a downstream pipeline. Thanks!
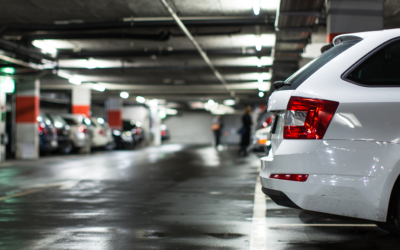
0;76;15;93
223;99;236;106
258;74;263;83
86;58;97;69
148;99;158;107
120;92;129;99
0;67;15;74
253;0;260;15
259;92;265;98
92;83;105;92
255;35;262;51
257;59;262;68
258;82;271;92
136;96;145;103
69;76;82;85
207;99;215;106
32;40;57;55
166;108;178;115
159;109;167;119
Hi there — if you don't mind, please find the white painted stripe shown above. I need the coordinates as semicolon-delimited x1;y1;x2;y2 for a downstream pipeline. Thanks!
250;170;267;250
267;224;376;227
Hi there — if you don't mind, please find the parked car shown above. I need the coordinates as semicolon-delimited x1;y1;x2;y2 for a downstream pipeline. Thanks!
90;117;115;150
160;124;170;141
260;29;400;234
49;114;73;154
112;129;134;149
122;120;145;146
59;114;92;152
252;115;274;154
37;113;58;154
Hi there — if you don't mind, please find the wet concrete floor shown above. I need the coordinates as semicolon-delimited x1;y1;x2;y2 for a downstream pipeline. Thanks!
0;144;397;249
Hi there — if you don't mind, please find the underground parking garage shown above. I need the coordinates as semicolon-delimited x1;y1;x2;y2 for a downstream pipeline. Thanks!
0;0;399;249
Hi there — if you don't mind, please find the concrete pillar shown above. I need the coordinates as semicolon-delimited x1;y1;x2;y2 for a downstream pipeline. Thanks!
107;98;122;130
72;86;91;117
15;78;39;159
327;0;383;43
151;107;161;146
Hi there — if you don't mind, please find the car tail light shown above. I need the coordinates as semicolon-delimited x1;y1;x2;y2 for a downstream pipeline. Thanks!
38;123;49;135
258;139;267;144
270;174;309;182
284;97;339;139
161;130;167;136
78;125;87;134
99;129;106;136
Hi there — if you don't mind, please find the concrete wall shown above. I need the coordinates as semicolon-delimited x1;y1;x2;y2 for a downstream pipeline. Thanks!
163;111;241;145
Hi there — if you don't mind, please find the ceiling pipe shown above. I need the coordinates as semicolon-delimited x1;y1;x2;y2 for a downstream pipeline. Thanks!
158;0;235;98
0;17;272;36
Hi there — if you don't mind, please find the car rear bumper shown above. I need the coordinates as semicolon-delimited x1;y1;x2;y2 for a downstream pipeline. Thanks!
260;139;400;222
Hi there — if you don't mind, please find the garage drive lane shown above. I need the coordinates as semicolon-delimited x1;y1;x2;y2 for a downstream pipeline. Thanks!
0;145;398;249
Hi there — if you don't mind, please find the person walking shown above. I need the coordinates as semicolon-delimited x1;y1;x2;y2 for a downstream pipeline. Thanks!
211;115;223;147
238;106;253;156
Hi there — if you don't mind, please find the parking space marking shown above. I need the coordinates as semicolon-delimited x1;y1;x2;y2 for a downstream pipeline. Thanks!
250;170;267;250
267;224;376;227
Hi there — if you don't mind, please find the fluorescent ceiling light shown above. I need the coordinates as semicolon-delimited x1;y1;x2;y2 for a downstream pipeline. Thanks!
136;96;145;103
223;99;236;106
32;40;57;55
258;82;271;92
148;99;158;107
69;76;81;85
120;92;129;99
166;108;178;115
258;74;264;83
207;99;215;106
97;118;105;124
0;67;15;74
255;35;262;51
261;0;280;11
259;92;265;98
253;0;260;15
159;109;167;119
0;76;15;93
86;58;97;69
92;83;105;92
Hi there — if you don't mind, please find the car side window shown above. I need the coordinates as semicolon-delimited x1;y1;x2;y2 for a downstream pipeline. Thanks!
346;40;400;86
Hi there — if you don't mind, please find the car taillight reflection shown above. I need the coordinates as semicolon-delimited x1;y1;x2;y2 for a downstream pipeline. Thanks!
284;97;339;139
38;123;49;135
78;125;87;134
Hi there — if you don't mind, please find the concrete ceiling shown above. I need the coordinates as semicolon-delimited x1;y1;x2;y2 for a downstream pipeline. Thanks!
0;0;396;108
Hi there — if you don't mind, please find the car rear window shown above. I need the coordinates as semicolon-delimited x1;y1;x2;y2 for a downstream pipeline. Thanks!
63;117;77;125
345;40;400;86
278;38;362;91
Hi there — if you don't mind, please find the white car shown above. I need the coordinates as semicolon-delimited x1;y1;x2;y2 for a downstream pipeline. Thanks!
260;29;400;233
59;114;92;151
90;117;115;149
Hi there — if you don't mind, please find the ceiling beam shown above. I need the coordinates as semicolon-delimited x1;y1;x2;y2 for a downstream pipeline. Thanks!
159;0;235;98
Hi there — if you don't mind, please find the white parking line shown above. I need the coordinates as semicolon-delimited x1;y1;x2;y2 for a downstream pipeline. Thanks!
249;173;267;250
267;224;376;227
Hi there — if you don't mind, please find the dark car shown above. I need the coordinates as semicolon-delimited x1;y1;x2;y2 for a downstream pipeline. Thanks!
49;114;73;154
112;129;134;149
38;113;58;154
122;120;144;146
161;124;170;141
